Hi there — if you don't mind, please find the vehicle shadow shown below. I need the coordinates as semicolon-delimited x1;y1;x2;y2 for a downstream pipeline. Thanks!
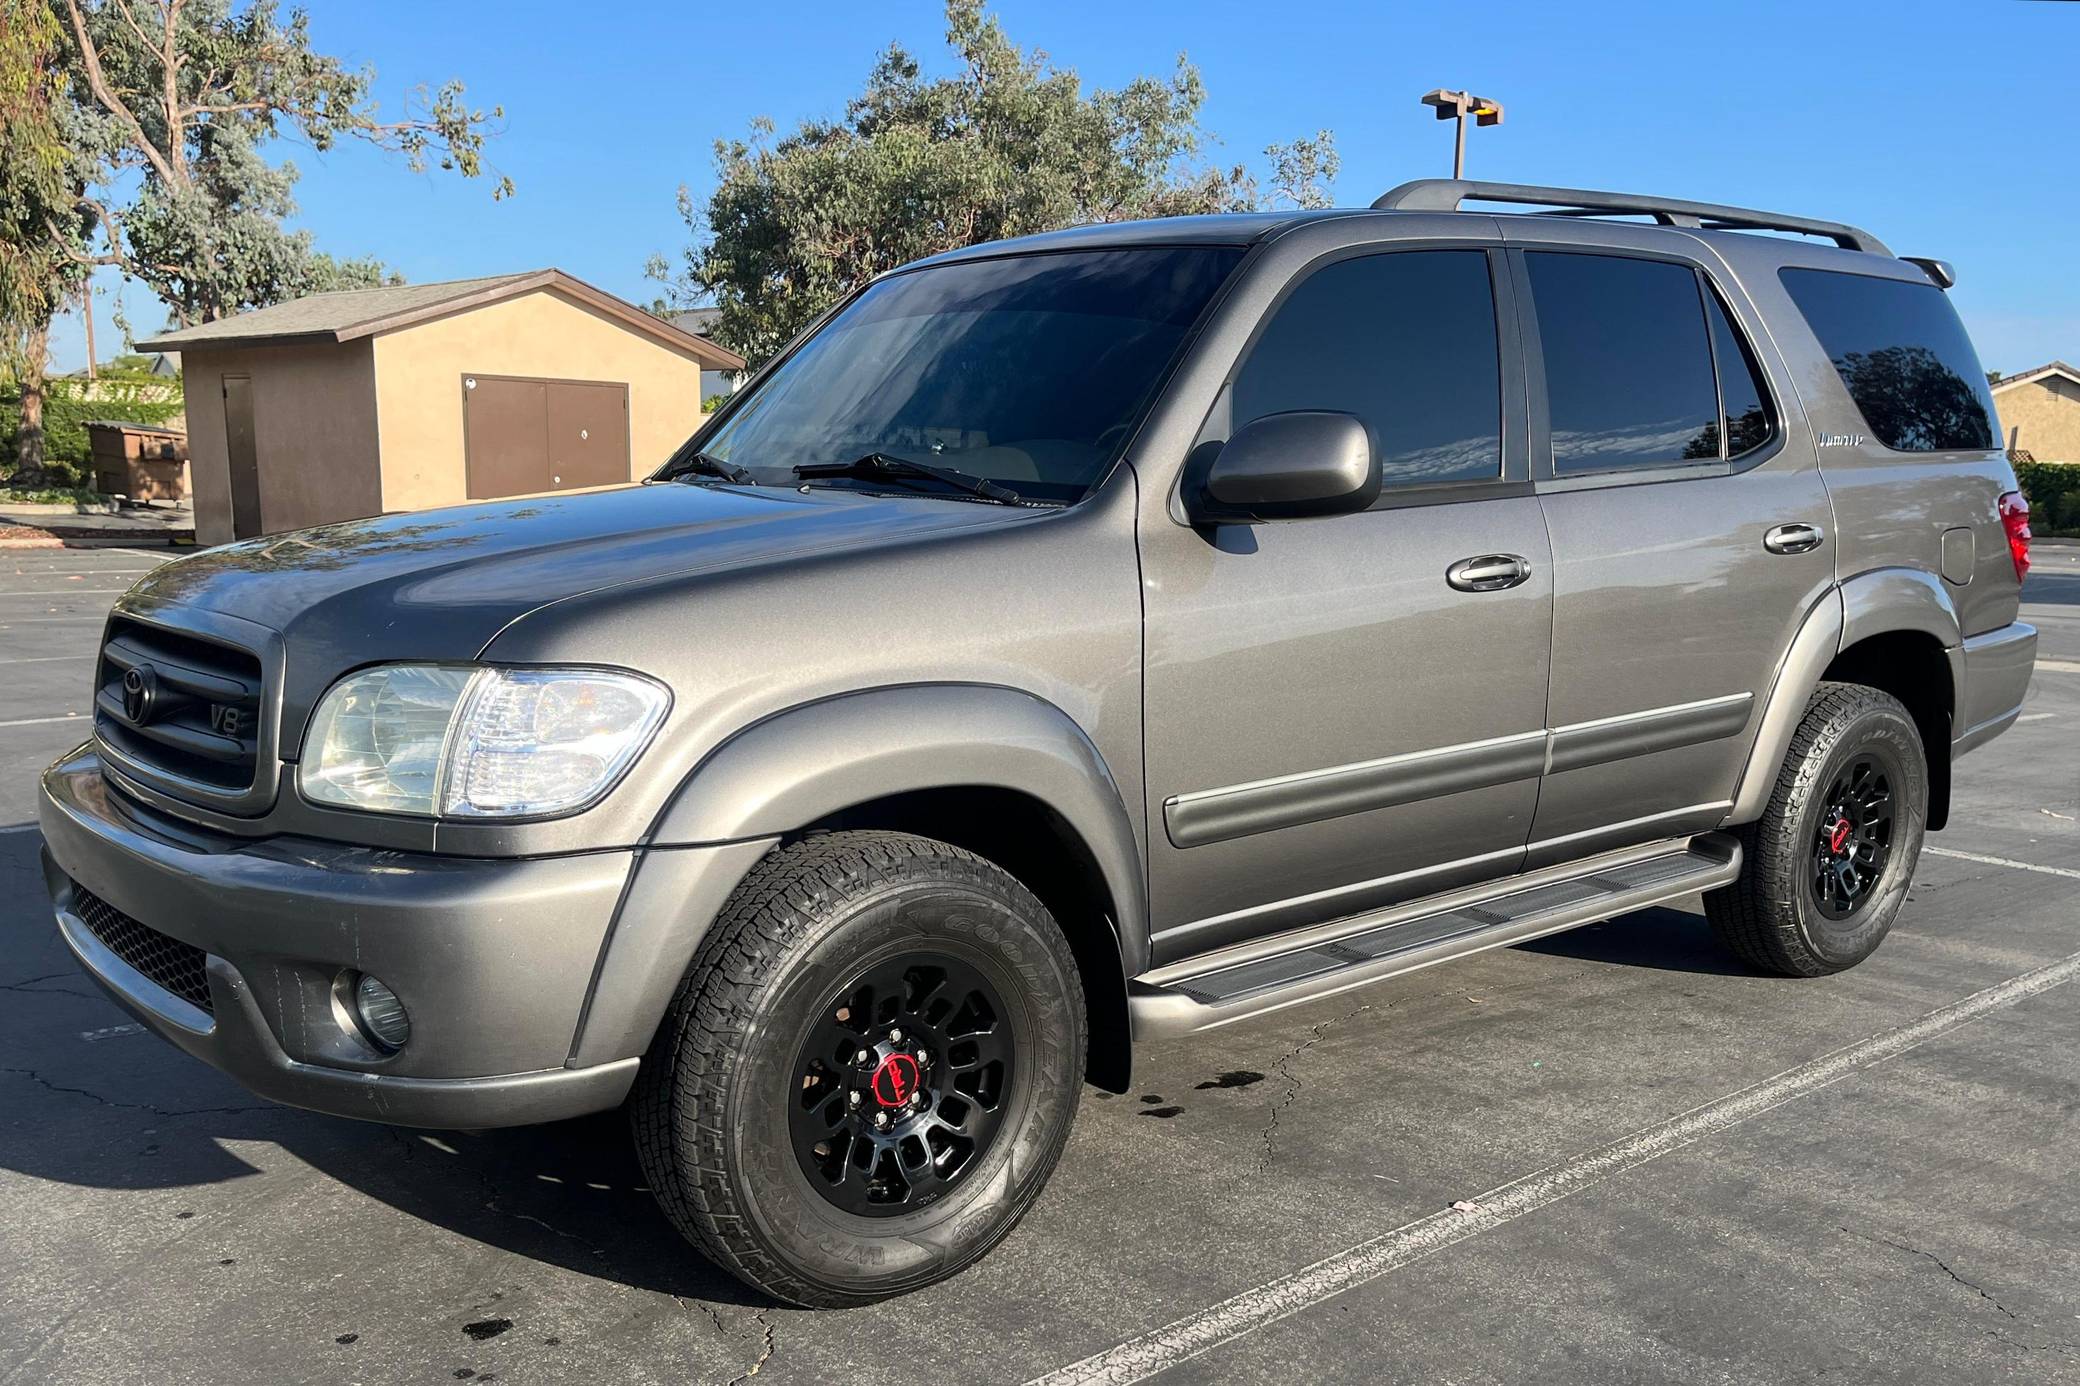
0;831;767;1307
1516;903;1759;977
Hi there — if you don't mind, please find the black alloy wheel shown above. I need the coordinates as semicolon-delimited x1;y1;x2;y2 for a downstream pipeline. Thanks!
789;954;1015;1216
1811;752;1895;920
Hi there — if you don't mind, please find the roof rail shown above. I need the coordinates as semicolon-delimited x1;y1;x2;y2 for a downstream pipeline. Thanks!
1372;179;1892;257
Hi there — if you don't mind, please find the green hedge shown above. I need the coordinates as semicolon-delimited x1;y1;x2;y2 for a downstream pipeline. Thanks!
2015;460;2080;539
0;373;185;488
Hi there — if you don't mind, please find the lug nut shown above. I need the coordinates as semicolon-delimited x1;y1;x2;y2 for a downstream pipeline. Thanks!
889;1027;904;1043
874;1110;890;1129
848;1091;861;1107
856;1049;872;1065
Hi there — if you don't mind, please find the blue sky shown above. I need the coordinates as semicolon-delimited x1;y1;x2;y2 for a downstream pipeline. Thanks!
49;0;2079;376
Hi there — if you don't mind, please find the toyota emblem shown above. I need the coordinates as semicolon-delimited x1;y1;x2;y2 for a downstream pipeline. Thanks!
121;664;158;725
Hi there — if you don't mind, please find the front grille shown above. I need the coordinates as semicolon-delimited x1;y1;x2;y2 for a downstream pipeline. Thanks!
95;615;264;794
71;884;214;1015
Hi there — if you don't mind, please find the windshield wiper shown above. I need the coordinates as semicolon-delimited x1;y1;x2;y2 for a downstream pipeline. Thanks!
793;451;1023;505
657;449;755;485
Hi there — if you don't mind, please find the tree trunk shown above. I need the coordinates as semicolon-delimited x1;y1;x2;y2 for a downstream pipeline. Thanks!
10;316;52;486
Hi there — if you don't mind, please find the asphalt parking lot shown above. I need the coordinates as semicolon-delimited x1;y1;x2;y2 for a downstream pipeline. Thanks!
2;543;2076;1385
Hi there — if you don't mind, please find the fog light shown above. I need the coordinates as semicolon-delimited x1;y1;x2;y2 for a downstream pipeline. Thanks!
353;974;411;1051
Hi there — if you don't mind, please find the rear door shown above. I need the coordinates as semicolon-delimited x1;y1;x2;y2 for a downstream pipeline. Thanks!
1138;244;1555;962
1506;232;1834;867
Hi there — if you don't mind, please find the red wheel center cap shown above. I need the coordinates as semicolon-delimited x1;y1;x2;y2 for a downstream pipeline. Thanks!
870;1052;922;1108
1828;819;1853;854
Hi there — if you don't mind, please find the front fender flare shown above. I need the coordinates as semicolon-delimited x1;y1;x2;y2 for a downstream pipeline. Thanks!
569;684;1147;1068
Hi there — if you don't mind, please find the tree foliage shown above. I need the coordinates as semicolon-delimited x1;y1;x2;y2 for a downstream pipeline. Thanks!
1;0;88;359
53;0;509;327
652;0;1338;365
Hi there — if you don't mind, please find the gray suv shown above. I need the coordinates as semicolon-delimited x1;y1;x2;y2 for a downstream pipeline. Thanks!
39;179;2038;1306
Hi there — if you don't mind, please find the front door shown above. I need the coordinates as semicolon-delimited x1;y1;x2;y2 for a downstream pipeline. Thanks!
1507;239;1835;867
1140;246;1554;964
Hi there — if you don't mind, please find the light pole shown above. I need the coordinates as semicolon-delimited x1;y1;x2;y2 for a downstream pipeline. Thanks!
1420;89;1504;179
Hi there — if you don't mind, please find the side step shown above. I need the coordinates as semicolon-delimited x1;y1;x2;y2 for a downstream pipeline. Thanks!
1129;834;1741;1039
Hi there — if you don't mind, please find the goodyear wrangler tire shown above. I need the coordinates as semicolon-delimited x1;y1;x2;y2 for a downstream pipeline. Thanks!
1705;681;1927;977
630;831;1086;1307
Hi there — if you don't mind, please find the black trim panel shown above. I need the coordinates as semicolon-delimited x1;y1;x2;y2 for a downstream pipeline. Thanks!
1164;732;1546;849
1547;693;1754;774
1164;691;1755;849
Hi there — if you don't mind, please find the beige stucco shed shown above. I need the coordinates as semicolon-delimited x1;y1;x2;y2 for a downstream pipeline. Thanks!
141;271;745;546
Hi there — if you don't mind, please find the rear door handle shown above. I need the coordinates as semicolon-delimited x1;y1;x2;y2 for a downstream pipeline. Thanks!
1446;554;1532;592
1763;523;1825;555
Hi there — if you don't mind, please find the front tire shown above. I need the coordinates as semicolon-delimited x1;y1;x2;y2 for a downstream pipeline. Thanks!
1706;681;1927;976
631;831;1086;1307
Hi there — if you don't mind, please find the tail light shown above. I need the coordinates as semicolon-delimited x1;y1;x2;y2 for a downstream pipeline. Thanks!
1998;491;2031;582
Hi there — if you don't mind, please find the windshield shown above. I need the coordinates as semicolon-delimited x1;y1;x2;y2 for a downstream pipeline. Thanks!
689;246;1246;503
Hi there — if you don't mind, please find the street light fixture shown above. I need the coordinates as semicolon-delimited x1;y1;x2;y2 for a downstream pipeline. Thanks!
1420;89;1504;179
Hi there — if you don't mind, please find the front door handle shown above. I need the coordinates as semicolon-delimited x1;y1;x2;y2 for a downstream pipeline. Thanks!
1763;522;1825;555
1446;554;1532;592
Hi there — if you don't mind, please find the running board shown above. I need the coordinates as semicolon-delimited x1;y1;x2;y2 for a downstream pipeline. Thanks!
1129;834;1742;1040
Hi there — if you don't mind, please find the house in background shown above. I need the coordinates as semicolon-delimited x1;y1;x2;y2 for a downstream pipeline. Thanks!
665;307;748;402
1991;361;2080;463
141;270;745;546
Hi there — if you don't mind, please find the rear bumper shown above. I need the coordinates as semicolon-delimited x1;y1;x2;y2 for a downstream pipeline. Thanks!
38;745;641;1128
1954;621;2037;757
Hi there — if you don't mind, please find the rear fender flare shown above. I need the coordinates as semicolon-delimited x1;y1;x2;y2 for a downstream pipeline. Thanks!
1725;570;1961;826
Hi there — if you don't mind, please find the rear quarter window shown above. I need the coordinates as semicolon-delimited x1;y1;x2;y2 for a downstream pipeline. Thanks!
1779;268;1997;452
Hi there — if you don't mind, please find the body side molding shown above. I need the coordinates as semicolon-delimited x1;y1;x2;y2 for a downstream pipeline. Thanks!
1163;731;1545;849
1165;692;1759;851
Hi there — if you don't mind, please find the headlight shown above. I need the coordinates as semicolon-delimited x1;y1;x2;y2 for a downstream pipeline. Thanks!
299;665;668;818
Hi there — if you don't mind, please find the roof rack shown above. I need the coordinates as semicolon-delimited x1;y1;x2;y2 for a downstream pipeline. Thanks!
1372;179;1892;258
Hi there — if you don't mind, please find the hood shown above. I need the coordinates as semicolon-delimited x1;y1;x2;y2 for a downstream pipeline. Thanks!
126;483;1033;737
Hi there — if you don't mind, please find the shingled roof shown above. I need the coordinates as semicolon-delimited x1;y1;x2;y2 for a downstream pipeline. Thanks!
138;270;745;370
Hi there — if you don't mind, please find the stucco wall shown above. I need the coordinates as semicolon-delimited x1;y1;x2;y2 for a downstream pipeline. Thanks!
180;340;383;547
1994;373;2080;463
371;288;711;511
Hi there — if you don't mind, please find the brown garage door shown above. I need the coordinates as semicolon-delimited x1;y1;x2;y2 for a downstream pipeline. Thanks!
464;374;631;499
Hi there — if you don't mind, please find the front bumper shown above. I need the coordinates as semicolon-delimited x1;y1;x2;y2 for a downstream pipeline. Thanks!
38;746;641;1127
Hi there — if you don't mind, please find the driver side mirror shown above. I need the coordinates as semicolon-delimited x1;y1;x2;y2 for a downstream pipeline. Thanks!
1183;411;1380;524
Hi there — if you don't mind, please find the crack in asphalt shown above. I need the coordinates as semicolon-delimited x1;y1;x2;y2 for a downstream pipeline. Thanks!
1843;1227;2019;1320
0;1065;278;1118
1257;1002;1370;1174
670;1295;777;1385
0;972;97;999
725;1309;777;1385
466;1160;609;1259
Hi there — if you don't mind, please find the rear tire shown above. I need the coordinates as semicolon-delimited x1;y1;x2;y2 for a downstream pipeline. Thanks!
630;831;1086;1307
1705;682;1927;977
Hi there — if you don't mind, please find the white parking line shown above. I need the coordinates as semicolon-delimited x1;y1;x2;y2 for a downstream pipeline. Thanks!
0;715;87;729
0;824;42;836
1027;949;2080;1386
1923;846;2080;881
2034;659;2080;675
0;654;94;665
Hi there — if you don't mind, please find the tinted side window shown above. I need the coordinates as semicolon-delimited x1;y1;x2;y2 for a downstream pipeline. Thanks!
1526;252;1719;472
1705;289;1773;458
1779;268;1996;452
1231;250;1500;486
